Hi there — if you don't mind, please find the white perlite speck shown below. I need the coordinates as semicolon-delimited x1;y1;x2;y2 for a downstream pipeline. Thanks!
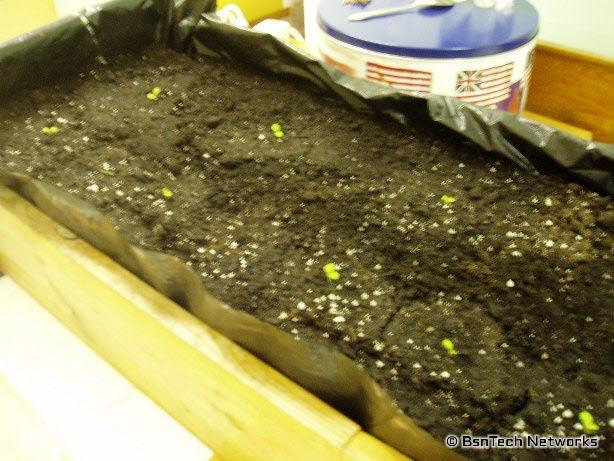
86;184;99;193
375;360;385;368
609;418;614;428
440;371;450;379
278;311;289;320
373;341;385;352
506;279;515;288
562;409;574;419
573;423;583;431
478;349;486;355
297;301;307;310
513;419;526;431
544;197;553;207
412;363;422;369
332;316;346;323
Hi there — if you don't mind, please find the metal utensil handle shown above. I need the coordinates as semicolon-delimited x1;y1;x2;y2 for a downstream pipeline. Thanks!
348;0;432;21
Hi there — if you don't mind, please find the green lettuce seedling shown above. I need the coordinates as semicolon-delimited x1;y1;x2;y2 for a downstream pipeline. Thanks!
323;262;340;281
147;87;162;101
578;411;599;433
161;187;174;199
441;338;459;356
441;195;456;205
271;123;284;141
42;125;60;135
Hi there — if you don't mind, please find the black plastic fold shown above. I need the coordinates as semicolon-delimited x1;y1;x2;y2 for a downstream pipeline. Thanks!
0;2;612;460
192;15;613;195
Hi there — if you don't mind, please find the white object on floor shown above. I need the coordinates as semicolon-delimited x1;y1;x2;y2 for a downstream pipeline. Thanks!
0;276;214;461
216;4;250;27
253;19;307;50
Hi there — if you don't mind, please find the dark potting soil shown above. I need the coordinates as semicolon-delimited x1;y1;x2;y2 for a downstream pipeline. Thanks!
1;49;612;460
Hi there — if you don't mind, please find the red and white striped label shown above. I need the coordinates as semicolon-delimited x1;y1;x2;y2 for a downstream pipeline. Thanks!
366;62;433;93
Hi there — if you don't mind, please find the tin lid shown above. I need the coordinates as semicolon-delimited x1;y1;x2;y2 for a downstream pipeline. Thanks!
317;0;539;58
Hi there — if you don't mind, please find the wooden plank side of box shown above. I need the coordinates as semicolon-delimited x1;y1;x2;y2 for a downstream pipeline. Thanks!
0;186;410;461
528;42;614;143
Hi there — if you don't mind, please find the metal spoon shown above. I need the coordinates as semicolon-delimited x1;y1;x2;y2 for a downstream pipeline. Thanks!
348;0;457;21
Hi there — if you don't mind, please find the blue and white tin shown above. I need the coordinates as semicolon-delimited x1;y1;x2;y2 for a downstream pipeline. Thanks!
316;0;539;112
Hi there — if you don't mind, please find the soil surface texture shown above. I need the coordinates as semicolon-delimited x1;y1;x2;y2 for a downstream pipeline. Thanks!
1;49;612;460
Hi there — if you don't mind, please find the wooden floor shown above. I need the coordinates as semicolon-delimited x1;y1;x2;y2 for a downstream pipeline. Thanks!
0;276;215;461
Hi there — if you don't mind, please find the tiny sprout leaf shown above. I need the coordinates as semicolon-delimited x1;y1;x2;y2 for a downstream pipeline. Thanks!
323;263;337;274
578;411;599;433
274;131;285;139
42;125;60;135
323;263;340;281
441;338;459;355
441;195;456;205
271;123;282;133
161;187;174;199
147;87;162;101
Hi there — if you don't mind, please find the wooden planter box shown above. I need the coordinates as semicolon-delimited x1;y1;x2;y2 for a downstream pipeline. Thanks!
0;185;410;461
525;42;614;143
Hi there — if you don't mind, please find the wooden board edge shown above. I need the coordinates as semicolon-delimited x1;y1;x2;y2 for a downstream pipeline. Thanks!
521;110;593;140
528;41;614;143
0;185;410;461
536;41;614;69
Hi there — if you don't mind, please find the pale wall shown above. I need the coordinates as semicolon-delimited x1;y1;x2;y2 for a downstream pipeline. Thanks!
530;0;614;58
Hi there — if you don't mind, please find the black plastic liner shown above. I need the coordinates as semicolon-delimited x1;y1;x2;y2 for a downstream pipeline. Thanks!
0;1;612;460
